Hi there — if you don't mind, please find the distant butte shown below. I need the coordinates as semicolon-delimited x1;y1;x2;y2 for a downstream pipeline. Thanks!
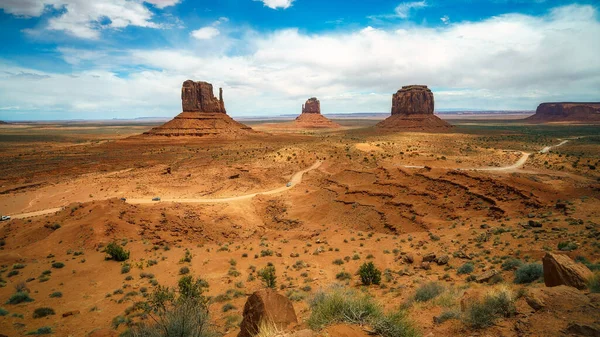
525;102;600;123
376;85;452;130
294;97;341;128
144;80;255;137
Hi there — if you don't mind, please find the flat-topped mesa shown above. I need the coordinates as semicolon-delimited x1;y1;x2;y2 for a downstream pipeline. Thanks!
302;97;321;114
391;85;434;115
526;102;600;123
377;84;451;130
181;80;226;113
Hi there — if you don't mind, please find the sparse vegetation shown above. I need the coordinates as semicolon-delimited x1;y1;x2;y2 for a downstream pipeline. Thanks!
257;265;277;289
6;291;34;304
105;242;130;261
358;262;381;286
414;282;444;302
514;263;543;284
33;307;55;318
457;262;475;275
463;287;516;329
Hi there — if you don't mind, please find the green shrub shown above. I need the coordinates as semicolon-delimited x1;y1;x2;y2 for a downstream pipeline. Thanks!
514;263;543;284
33;307;55;318
257;265;277;289
121;263;131;274
105;242;130;261
463;288;515;329
49;292;62;298
12;263;26;270
457;262;474;275
25;327;52;335
307;287;418;337
0;307;8;316
180;267;190;275
434;310;460;324
588;272;600;293
558;241;578;251
51;262;65;269
177;276;209;301
358;262;381;286
414;282;444;302
501;259;523;271
335;271;352;281
6;291;34;304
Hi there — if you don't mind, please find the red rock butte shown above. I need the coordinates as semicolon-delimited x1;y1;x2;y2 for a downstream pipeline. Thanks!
377;85;452;130
294;97;341;128
144;80;254;137
525;102;600;123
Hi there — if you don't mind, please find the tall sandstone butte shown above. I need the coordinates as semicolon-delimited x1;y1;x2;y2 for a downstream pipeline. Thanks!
294;97;340;128
377;85;451;130
525;102;600;123
145;80;254;137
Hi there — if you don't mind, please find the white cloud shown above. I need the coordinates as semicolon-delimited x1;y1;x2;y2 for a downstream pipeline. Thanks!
440;15;449;24
191;26;220;40
394;1;427;19
1;4;599;119
256;0;294;10
1;0;179;39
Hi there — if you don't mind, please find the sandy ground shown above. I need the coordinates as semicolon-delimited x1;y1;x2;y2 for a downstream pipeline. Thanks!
0;120;598;337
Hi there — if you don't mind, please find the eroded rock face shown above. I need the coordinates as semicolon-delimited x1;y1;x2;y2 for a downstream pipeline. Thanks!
391;85;434;115
238;289;298;337
302;97;321;114
526;102;600;122
543;252;593;290
181;80;226;113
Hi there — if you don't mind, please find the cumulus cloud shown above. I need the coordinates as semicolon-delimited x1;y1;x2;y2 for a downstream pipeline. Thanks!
191;26;220;40
1;4;599;119
255;0;294;10
394;1;427;18
1;0;179;39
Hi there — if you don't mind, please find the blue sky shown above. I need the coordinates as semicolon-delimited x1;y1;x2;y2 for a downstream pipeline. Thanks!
0;0;599;120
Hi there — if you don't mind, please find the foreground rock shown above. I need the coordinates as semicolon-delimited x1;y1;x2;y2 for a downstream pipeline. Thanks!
238;289;298;337
525;285;590;311
144;80;255;138
376;85;452;130
543;252;593;290
526;102;600;123
294;97;341;128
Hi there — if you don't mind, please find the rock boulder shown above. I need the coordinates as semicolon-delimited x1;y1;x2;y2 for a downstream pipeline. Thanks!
238;289;298;337
302;97;321;114
543;252;593;290
391;85;434;115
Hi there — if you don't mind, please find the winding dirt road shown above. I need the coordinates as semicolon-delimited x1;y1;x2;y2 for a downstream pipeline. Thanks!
6;160;323;219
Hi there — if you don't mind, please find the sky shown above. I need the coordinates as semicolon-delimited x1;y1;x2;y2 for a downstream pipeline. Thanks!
0;0;599;120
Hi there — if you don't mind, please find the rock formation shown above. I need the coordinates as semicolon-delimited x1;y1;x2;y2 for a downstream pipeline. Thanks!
542;252;593;290
294;97;341;128
526;102;600;123
238;289;298;337
144;80;254;137
376;85;452;130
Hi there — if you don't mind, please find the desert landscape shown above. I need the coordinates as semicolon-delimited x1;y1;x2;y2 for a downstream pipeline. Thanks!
0;79;598;337
1;1;600;337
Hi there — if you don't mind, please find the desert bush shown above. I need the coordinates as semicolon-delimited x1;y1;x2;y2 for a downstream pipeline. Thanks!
127;276;215;337
6;291;34;304
257;265;277;289
25;326;52;335
33;307;55;318
121;263;131;274
501;259;523;271
414;282;444;302
335;271;352;281
51;262;65;269
463;287;515;329
588;272;600;293
514;263;543;284
358;262;381;286
105;242;130;261
558;241;578;251
307;287;418;337
49;292;62;298
435;310;461;324
457;262;474;275
0;307;8;316
180;267;190;275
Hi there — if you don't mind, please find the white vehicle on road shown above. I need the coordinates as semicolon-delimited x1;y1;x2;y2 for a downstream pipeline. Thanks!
1;215;11;221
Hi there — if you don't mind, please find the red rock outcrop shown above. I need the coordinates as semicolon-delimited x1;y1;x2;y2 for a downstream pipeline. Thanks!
144;80;255;138
542;252;593;290
377;85;451;130
302;97;321;114
238;289;298;337
294;97;341;128
526;102;600;123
